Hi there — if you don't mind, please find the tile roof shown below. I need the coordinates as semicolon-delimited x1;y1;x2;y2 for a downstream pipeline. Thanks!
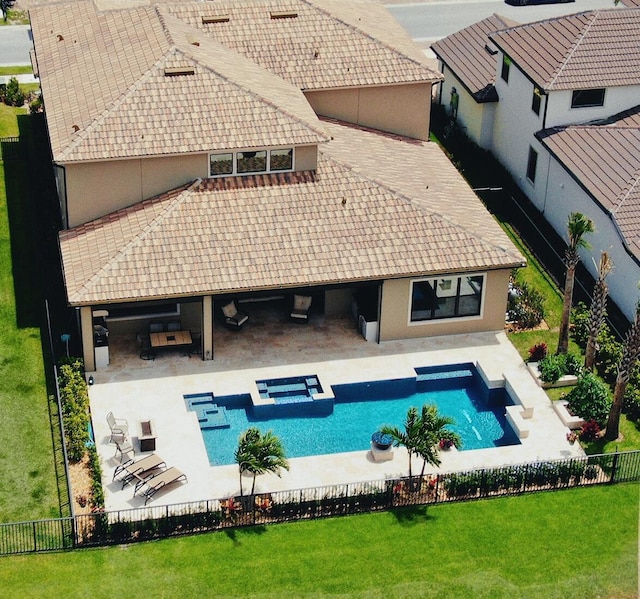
489;8;640;91
431;14;518;103
163;0;441;90
30;1;329;162
537;106;640;262
59;121;523;305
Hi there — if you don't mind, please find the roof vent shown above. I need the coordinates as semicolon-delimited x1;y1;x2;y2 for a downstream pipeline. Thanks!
270;10;298;19
164;67;195;77
186;33;200;46
202;14;230;24
484;43;498;56
57;34;64;41
72;124;79;132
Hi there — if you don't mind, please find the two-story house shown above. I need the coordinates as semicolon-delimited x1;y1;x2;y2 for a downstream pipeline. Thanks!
30;0;524;371
433;7;640;322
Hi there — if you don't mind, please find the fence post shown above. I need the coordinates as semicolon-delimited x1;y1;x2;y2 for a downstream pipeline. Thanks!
610;451;619;484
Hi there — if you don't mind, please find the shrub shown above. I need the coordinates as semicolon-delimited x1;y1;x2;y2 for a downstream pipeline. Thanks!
57;358;90;462
507;276;545;329
528;342;548;362
579;420;601;442
571;302;590;348
1;76;25;107
565;372;612;424
595;331;623;385
563;353;583;376
538;354;565;383
623;385;640;422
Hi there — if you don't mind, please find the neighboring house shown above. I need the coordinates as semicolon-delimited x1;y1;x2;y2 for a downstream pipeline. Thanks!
30;0;524;371
432;7;640;322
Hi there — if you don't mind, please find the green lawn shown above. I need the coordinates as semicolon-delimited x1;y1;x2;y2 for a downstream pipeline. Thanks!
0;484;637;598
0;66;32;76
0;104;60;521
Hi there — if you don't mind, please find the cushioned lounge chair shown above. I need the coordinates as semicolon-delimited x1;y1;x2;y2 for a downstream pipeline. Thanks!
113;453;167;489
106;411;129;442
290;295;312;323
134;466;188;505
222;301;249;329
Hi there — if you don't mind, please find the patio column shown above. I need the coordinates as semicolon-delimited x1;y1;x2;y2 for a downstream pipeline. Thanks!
80;306;95;371
202;295;213;360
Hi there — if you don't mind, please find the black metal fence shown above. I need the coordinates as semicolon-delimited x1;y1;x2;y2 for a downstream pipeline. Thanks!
2;450;639;555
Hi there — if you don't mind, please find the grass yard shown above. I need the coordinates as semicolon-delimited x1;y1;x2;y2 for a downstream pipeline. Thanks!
0;484;637;599
0;66;32;76
0;103;60;521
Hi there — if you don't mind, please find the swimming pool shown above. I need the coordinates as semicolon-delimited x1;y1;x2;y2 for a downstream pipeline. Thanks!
192;363;520;466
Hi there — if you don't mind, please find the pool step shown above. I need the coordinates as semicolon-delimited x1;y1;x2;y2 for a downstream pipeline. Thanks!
184;394;230;430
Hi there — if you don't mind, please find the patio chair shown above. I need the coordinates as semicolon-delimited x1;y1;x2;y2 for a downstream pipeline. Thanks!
222;301;249;330
290;295;312;323
106;411;129;442
113;436;134;459
149;321;164;333
136;332;156;361
133;466;188;505
188;331;202;358
113;453;167;489
166;320;182;332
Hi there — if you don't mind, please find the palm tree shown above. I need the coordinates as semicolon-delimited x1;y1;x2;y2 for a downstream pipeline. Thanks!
557;212;595;355
381;404;460;490
584;251;612;371
415;404;461;479
605;306;640;440
235;427;289;496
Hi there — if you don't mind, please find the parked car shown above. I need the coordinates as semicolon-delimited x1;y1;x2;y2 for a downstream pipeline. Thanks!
505;0;574;5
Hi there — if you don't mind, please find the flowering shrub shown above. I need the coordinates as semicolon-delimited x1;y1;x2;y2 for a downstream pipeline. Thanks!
566;431;579;444
528;343;548;362
579;420;601;442
439;438;454;450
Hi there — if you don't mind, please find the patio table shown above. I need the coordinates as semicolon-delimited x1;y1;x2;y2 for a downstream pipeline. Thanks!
150;330;192;348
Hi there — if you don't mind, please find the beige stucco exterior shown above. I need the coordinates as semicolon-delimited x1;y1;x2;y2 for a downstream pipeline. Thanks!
378;269;511;341
63;145;320;227
305;83;432;141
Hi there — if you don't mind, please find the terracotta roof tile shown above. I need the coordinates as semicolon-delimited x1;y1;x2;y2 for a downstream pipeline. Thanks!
431;14;518;102
31;2;329;162
60;122;523;304
489;8;640;91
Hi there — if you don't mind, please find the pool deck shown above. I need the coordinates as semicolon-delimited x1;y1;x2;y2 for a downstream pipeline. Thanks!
88;319;584;515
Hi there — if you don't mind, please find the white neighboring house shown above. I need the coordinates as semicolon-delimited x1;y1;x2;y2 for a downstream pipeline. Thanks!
432;8;640;322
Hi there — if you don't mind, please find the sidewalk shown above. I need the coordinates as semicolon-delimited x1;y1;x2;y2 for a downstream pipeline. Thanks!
0;73;36;84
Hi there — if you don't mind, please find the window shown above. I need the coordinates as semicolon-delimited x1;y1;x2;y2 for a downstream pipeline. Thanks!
526;147;538;183
531;86;542;115
270;148;293;171
210;153;233;176
410;275;484;322
571;89;605;109
209;148;294;177
500;55;510;83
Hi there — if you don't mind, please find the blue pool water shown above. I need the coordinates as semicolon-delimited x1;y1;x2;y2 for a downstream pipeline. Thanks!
195;364;520;466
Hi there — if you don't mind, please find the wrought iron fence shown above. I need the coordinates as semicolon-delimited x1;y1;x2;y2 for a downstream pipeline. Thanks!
1;450;639;555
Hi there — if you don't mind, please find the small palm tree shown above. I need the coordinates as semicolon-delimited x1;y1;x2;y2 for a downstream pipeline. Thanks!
557;212;595;355
381;404;460;491
605;306;640;440
235;427;289;496
584;251;612;371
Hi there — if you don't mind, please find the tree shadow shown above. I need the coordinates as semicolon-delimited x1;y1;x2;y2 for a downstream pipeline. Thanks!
389;505;434;527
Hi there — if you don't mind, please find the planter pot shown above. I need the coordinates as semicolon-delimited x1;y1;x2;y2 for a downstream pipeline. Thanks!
553;400;585;430
527;362;578;389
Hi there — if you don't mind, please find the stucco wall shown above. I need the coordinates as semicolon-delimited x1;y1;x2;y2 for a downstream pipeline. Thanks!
378;269;511;341
541;158;640;322
305;83;432;141
295;145;318;171
325;288;354;316
65;154;208;227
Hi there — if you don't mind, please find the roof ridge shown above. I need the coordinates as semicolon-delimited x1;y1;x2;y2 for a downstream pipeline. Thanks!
75;181;198;301
320;148;519;261
301;0;434;77
613;170;640;216
548;11;598;89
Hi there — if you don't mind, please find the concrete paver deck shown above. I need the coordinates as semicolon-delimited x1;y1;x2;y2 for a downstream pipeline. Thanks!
89;314;583;515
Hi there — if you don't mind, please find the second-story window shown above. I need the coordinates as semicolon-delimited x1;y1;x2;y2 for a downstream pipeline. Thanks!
571;89;605;109
209;148;294;177
531;86;542;115
500;55;510;83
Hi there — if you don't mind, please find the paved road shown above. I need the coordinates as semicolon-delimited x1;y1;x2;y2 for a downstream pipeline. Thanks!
0;24;32;66
387;0;620;44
